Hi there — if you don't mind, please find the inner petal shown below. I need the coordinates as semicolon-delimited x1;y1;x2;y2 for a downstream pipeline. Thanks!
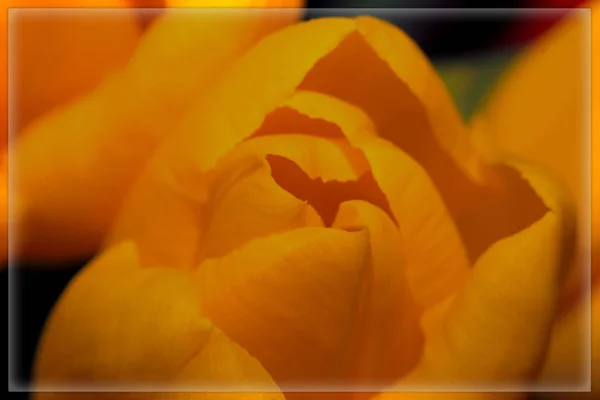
197;134;380;262
297;29;547;263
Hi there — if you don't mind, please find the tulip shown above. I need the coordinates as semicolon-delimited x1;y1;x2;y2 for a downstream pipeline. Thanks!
475;1;597;398
29;9;577;400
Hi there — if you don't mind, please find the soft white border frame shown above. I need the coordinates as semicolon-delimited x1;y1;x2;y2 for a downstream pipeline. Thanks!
6;6;592;394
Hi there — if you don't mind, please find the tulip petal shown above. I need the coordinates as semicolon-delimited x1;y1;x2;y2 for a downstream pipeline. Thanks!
10;6;300;263
300;16;479;180
196;145;324;262
195;226;370;389
479;4;596;322
479;8;591;244
34;242;282;397
108;132;369;267
402;160;575;388
538;286;595;396
331;200;422;387
282;90;470;308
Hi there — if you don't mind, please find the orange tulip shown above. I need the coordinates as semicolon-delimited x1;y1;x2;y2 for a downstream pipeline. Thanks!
475;1;596;398
29;10;577;400
4;2;303;262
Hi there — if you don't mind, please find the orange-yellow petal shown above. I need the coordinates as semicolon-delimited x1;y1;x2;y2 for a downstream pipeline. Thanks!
195;147;323;262
34;242;283;399
478;4;595;305
403;159;574;388
195;226;369;389
283;90;470;308
109;131;367;267
10;6;301;263
332;200;422;387
195;133;365;260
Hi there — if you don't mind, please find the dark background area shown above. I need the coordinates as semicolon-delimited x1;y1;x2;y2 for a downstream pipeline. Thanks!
4;0;586;397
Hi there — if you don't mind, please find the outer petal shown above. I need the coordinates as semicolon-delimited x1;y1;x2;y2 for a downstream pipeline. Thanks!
477;4;595;306
34;242;283;399
9;5;300;263
477;4;596;396
283;90;470;308
400;160;575;389
195;226;370;389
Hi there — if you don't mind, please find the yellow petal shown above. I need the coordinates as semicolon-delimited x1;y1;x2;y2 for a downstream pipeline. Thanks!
34;242;282;398
196;148;322;262
110;130;369;267
10;6;300;263
195;226;369;389
480;7;591;229
300;16;479;180
404;160;575;388
283;90;470;308
478;4;595;306
332;200;422;387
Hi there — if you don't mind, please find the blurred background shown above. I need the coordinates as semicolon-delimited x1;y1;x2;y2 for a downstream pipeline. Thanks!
5;0;587;397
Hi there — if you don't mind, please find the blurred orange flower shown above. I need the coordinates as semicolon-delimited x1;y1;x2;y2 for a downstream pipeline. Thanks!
23;6;580;400
3;1;302;262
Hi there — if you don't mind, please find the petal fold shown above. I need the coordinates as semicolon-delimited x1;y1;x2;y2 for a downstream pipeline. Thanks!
332;200;422;387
